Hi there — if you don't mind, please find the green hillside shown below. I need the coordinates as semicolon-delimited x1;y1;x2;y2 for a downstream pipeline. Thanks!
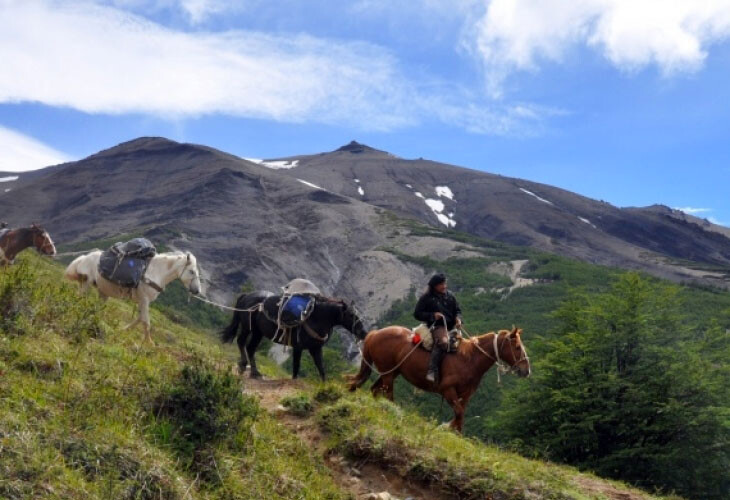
0;252;683;499
293;218;730;500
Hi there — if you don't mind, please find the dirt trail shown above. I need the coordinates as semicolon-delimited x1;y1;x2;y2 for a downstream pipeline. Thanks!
241;375;446;500
241;375;658;500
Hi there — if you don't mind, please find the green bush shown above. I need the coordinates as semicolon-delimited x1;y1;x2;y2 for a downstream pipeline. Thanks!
151;361;259;483
281;394;314;417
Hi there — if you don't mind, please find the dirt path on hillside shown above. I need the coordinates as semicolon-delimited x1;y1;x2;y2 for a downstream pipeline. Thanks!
240;375;447;500
240;374;658;500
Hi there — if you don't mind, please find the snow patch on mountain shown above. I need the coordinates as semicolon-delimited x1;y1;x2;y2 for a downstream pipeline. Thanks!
520;187;553;206
246;158;299;169
414;192;424;199
0;176;19;182
578;216;597;228
424;198;456;228
435;185;454;200
297;179;324;190
358;186;365;196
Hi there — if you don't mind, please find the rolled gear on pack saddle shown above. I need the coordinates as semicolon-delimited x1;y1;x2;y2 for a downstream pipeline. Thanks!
413;273;463;383
98;238;157;288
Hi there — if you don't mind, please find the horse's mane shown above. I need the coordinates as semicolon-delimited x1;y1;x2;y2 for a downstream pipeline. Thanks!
459;329;510;358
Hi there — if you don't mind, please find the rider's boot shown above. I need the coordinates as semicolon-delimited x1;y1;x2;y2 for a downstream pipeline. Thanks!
426;344;445;383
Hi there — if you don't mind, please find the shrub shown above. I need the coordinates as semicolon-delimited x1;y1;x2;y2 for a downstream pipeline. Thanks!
151;361;259;483
281;394;314;417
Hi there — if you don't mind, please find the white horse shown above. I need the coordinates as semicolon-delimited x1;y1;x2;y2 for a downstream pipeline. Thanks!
65;250;202;343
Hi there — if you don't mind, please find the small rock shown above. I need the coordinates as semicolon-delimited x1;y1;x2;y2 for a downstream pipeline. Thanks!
350;467;362;477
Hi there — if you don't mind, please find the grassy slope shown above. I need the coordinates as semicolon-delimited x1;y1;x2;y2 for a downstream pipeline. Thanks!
0;253;346;500
0;253;680;500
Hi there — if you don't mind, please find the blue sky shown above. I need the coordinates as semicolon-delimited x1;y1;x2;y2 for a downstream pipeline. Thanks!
1;0;729;225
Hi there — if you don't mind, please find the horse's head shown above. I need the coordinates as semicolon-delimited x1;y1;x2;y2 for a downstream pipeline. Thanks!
179;251;201;295
30;224;56;256
339;300;368;340
496;327;531;378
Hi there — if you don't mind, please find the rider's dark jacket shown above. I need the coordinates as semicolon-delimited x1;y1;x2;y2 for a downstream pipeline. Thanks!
414;290;462;330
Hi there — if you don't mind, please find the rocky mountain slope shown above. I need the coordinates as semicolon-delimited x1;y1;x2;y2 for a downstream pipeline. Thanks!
0;137;727;328
269;141;730;285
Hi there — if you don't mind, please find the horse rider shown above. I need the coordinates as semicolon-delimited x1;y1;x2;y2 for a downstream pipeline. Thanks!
414;273;463;382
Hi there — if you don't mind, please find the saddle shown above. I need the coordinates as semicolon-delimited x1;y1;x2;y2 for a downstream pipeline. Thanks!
411;324;461;352
98;238;157;288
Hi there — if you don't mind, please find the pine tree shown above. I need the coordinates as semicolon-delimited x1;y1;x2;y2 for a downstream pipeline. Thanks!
496;273;730;499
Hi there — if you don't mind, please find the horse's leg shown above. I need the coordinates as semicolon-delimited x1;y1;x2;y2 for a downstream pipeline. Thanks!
442;387;465;433
309;346;326;381
247;329;264;379
139;298;154;345
380;373;396;401
292;346;303;379
370;377;384;397
236;314;251;375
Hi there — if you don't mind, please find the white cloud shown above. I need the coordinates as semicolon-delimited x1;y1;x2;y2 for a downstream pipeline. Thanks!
708;216;727;226
102;0;241;23
675;206;712;214
0;0;547;135
474;0;730;95
0;126;71;172
177;0;230;23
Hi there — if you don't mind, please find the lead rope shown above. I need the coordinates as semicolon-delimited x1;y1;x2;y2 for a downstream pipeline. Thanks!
191;294;265;313
356;336;424;377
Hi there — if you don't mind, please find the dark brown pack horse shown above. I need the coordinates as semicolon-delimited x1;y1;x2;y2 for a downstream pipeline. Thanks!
348;326;530;432
0;224;56;265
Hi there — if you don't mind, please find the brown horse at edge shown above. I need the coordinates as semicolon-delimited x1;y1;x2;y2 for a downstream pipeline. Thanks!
0;224;56;265
348;326;531;432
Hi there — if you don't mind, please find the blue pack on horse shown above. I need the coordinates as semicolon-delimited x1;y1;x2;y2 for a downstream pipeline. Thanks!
220;279;368;380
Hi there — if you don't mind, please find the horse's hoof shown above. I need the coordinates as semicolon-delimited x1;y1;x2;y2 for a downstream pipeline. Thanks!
250;372;262;379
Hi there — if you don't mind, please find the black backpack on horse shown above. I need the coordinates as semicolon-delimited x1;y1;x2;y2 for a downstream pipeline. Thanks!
98;238;157;288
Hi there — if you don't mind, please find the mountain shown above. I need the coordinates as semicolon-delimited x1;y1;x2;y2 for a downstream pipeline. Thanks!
0;136;727;326
268;140;730;285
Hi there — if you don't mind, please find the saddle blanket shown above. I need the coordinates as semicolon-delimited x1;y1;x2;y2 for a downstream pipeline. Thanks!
410;324;462;352
98;238;157;288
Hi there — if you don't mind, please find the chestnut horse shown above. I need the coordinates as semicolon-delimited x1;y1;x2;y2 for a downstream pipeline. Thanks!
348;326;530;432
0;224;56;265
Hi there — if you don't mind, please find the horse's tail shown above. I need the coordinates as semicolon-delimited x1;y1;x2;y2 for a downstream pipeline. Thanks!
64;256;83;282
347;343;373;392
220;309;241;344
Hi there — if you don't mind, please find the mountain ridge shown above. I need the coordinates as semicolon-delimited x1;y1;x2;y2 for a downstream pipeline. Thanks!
0;136;727;323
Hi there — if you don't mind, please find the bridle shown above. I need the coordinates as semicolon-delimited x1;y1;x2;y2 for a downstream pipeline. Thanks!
492;332;530;379
341;301;366;339
462;327;530;383
34;229;55;255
